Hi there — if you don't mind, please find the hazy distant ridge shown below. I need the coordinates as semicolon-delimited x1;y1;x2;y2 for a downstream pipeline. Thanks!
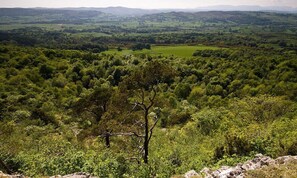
62;5;297;15
67;6;297;15
0;5;296;18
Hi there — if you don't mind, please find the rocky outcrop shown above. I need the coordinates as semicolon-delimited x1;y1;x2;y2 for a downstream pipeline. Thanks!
0;172;97;178
49;172;98;178
184;170;199;178
2;155;296;178
185;154;297;178
0;171;25;178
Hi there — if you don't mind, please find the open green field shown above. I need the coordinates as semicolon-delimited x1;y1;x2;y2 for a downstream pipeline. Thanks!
103;45;221;57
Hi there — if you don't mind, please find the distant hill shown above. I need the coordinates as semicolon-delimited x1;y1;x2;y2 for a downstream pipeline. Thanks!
0;6;296;18
89;7;165;16
0;8;104;17
0;8;113;24
194;5;297;13
0;7;296;25
139;11;297;25
68;6;297;16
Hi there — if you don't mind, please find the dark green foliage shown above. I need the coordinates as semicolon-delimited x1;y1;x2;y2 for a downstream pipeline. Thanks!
225;134;252;156
76;44;108;53
214;146;225;160
288;141;297;155
193;49;231;58
206;84;224;96
174;83;191;99
121;60;175;90
170;112;191;125
131;43;151;51
72;83;112;122
112;67;123;85
39;64;54;79
193;109;221;135
31;109;58;126
81;53;99;62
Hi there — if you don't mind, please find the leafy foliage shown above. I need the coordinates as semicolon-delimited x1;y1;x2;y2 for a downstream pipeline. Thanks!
0;9;297;177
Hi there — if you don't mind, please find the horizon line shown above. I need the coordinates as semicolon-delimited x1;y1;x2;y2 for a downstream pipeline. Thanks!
0;5;297;10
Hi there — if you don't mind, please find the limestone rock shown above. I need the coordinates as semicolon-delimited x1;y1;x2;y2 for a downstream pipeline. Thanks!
49;172;97;178
185;154;297;178
275;155;297;164
184;170;199;178
200;167;212;178
0;171;25;178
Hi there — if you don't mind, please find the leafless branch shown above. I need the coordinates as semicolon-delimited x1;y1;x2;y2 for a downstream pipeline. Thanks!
147;87;156;109
148;116;160;143
99;132;144;137
135;101;146;110
132;119;145;128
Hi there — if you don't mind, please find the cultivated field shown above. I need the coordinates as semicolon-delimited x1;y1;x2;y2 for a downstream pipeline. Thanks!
104;45;221;57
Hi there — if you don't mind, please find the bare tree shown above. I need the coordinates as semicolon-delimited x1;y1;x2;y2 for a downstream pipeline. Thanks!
118;60;175;163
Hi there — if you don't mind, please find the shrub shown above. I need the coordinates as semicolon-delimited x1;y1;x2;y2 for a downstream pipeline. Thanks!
192;109;222;135
288;141;297;155
174;83;191;99
225;134;251;156
169;112;191;125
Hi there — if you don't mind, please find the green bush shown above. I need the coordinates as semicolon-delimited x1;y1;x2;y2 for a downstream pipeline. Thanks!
288;141;297;155
192;109;222;135
174;83;191;100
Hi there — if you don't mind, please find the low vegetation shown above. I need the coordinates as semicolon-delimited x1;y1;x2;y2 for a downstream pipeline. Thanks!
0;8;296;177
246;160;297;178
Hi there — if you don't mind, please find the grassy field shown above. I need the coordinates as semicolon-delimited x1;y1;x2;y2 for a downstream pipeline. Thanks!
103;45;221;58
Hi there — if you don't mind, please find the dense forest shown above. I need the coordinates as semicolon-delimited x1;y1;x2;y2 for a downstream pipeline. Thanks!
0;8;297;177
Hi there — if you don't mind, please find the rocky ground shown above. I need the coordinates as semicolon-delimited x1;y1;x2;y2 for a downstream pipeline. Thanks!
184;154;297;178
0;172;25;178
1;154;297;178
0;172;96;178
49;172;98;178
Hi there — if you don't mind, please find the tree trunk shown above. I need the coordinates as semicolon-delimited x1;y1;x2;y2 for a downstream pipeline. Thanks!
105;132;111;148
143;109;149;164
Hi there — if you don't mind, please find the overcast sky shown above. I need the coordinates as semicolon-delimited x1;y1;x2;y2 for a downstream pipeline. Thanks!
0;0;296;9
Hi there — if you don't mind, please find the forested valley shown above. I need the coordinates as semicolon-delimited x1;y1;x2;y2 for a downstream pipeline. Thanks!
0;8;297;177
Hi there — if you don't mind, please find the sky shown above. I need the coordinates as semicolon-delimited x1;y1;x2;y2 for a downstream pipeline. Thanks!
0;0;296;9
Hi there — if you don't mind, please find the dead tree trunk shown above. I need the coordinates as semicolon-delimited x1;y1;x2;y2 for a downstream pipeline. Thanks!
105;129;111;148
140;87;156;164
143;109;149;164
